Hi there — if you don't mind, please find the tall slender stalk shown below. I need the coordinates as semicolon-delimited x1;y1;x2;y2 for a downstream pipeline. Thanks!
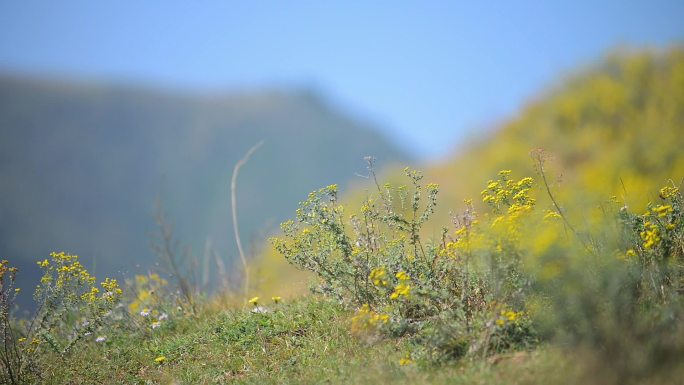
231;141;263;301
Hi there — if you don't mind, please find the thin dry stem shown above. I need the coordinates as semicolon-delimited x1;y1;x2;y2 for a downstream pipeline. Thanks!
231;141;264;301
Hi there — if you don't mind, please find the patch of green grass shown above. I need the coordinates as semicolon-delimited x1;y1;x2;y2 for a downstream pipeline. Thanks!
37;295;684;384
36;296;544;384
41;297;394;384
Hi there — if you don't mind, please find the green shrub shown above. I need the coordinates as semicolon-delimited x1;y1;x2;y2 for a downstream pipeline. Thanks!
530;176;684;384
1;252;123;384
271;165;538;364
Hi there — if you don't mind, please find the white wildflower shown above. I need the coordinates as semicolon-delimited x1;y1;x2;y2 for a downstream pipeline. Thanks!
251;306;269;314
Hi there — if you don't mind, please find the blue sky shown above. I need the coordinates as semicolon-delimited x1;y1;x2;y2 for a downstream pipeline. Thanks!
1;1;682;160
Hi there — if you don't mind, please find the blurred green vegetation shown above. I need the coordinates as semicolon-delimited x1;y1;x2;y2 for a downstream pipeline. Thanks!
255;47;684;297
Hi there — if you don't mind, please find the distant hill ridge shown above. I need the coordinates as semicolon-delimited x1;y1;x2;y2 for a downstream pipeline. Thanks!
0;73;411;301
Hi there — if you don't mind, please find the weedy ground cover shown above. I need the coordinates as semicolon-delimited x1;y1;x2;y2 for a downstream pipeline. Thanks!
2;161;683;384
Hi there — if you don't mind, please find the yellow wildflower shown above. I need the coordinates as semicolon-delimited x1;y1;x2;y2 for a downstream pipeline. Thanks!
640;221;661;249
390;282;411;300
544;210;562;220
369;267;388;287
248;296;260;306
652;204;673;218
659;186;679;199
399;354;412;366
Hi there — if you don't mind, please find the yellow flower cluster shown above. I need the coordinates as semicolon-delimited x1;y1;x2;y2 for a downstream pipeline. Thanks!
0;260;18;283
496;309;523;326
369;267;388;287
641;221;661;249
482;172;536;236
101;278;123;300
651;204;673;218
38;252;96;289
37;252;122;305
399;353;412;366
390;272;411;300
543;210;562;220
481;171;535;209
81;286;100;303
659;186;680;199
351;304;390;335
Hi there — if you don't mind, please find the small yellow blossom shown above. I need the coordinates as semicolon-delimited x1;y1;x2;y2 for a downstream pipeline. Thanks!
272;296;282;304
399;353;412;366
350;304;390;334
652;204;673;218
390;282;411;300
154;355;166;364
369;267;388;287
248;296;260;306
544;210;562;220
659;186;679;199
640;221;661;249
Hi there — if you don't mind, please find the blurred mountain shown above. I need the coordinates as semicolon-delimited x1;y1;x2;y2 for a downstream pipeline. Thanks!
0;74;411;300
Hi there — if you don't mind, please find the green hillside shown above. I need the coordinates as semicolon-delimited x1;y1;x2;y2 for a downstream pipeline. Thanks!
255;47;684;296
0;75;410;302
428;48;684;213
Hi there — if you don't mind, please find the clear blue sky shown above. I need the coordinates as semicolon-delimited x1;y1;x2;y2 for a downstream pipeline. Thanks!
1;1;682;160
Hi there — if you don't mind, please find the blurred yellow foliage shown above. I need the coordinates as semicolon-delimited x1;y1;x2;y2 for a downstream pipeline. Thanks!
254;47;684;295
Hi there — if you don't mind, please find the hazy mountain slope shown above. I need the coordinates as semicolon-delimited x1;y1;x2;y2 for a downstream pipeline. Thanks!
426;48;684;217
0;75;410;298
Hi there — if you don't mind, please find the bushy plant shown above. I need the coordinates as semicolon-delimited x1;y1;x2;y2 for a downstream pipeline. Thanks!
271;163;538;363
528;163;684;384
0;252;123;384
